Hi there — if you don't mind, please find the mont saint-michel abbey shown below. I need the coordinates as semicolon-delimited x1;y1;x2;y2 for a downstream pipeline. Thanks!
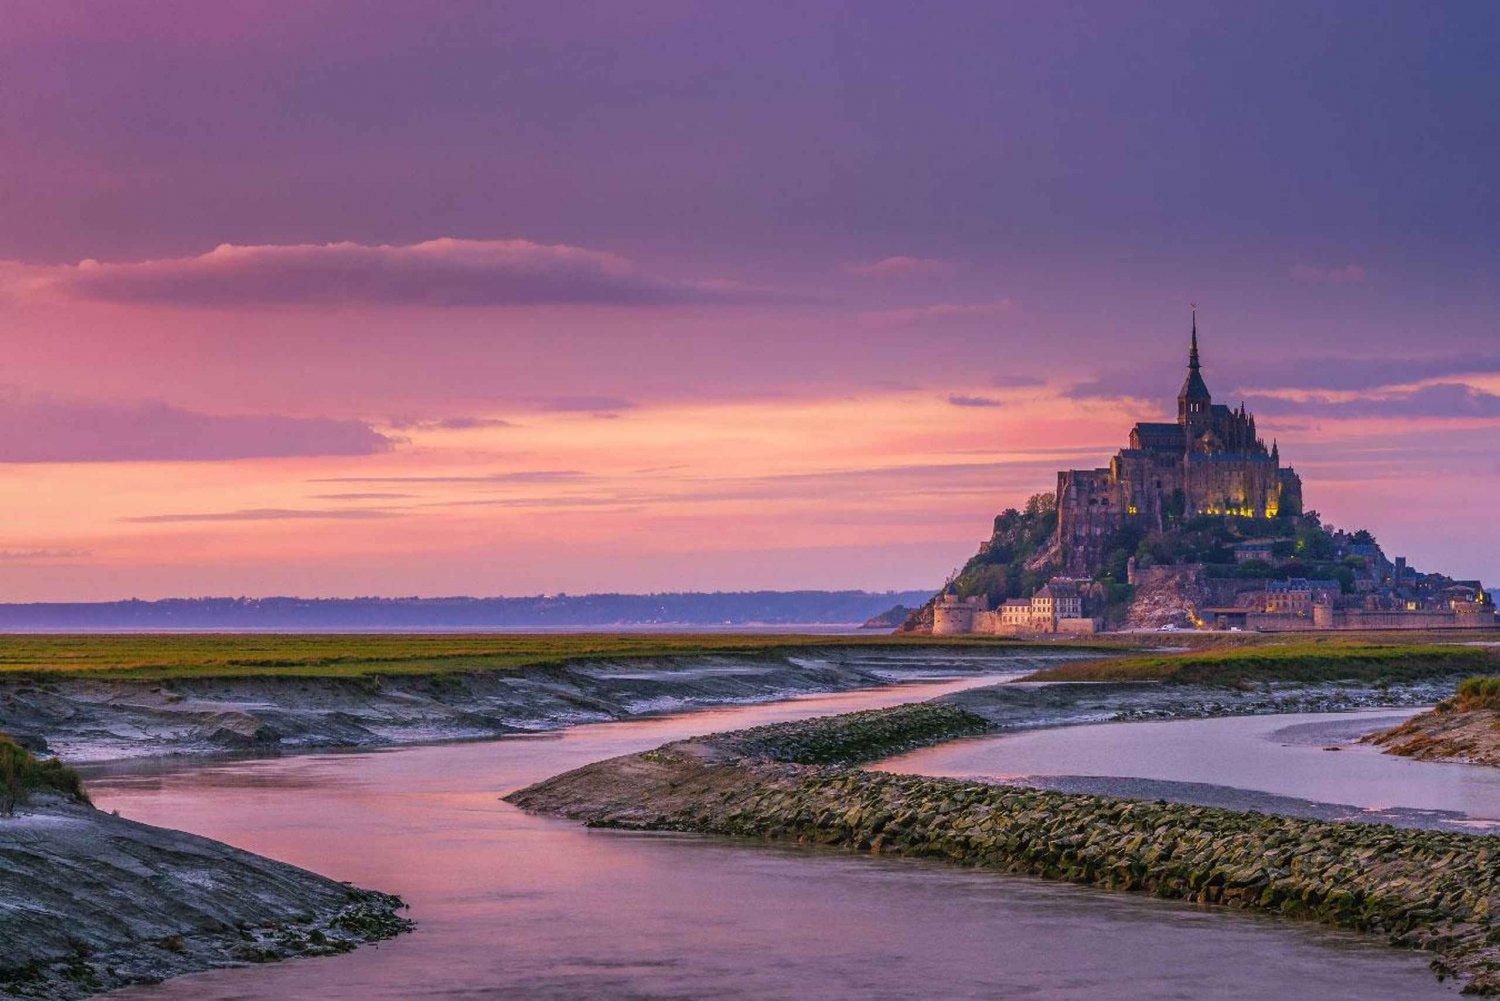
1057;316;1302;571
929;316;1495;636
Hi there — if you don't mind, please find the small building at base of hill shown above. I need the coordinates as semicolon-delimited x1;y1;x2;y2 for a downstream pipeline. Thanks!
933;580;1099;636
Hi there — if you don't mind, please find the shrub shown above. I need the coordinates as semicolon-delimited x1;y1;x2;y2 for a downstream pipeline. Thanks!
1456;676;1500;711
0;735;90;816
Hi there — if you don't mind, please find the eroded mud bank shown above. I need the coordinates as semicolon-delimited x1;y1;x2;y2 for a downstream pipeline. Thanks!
1;648;1082;763
0;795;408;1000
1365;703;1500;767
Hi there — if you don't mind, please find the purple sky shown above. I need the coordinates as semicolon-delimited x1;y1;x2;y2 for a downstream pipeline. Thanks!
0;2;1496;599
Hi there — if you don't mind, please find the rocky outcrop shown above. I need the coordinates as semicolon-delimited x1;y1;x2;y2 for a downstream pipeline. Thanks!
896;602;936;633
0;795;409;1000
1124;564;1207;629
859;605;912;629
709;703;990;765
510;703;1500;995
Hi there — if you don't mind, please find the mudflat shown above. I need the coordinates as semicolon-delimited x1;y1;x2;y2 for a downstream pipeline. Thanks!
0;795;408;1000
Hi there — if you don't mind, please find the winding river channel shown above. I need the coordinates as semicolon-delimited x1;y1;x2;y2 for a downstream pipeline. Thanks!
86;674;1462;1000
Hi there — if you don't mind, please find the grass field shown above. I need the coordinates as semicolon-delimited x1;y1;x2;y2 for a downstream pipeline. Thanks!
0;630;1489;683
0;632;1115;681
1019;640;1500;686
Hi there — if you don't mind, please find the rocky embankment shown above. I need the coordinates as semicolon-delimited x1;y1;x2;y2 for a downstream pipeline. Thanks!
509;703;1500;995
0;648;1076;763
943;675;1459;729
1365;703;1500;767
0;794;409;1000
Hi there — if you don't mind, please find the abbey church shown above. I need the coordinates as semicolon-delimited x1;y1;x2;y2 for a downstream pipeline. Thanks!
1056;314;1303;570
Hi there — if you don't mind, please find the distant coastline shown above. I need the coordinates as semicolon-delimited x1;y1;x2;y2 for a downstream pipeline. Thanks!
0;590;933;632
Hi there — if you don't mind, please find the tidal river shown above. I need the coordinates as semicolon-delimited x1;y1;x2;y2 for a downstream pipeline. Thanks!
88;677;1457;1000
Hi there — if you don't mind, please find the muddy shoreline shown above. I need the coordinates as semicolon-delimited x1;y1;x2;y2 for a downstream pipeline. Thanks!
2;648;1481;999
0;648;1090;764
939;675;1458;729
1364;703;1500;767
0;796;408;1001
2;644;1465;768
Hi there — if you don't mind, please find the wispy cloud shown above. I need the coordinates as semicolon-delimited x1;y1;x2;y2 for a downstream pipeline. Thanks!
123;508;401;524
946;393;1003;408
310;470;591;485
543;395;635;415
843;255;952;279
0;548;90;561
1290;263;1366;285
386;415;514;432
1247;382;1500;419
14;238;757;308
991;373;1044;388
861;299;1014;327
0;389;394;463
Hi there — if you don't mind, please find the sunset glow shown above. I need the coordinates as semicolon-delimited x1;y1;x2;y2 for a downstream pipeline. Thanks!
1;3;1495;600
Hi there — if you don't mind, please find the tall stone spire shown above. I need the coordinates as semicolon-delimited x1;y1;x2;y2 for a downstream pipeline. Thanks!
1178;305;1212;425
1189;306;1200;371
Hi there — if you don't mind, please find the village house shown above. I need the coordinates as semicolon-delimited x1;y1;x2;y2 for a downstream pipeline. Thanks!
933;579;1096;636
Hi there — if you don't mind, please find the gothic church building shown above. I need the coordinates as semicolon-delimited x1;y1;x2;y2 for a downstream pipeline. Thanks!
1056;315;1303;570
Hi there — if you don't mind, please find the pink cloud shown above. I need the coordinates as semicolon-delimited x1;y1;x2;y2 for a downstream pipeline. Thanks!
0;390;394;462
313;493;416;501
1290;263;1366;285
16;238;751;308
843;255;952;278
544;395;636;415
386;415;515;431
124;509;401;524
0;548;90;562
861;299;1014;327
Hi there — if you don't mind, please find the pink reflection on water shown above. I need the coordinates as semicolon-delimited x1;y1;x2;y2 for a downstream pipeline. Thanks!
89;679;1458;1000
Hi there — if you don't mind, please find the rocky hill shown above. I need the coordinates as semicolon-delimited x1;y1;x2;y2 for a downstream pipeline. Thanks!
899;490;1468;633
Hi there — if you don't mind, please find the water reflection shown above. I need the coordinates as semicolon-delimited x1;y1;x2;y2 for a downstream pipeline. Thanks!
879;708;1500;829
91;682;1458;1000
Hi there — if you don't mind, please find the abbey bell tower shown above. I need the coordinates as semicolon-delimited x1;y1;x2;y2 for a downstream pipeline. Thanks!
1177;308;1212;433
